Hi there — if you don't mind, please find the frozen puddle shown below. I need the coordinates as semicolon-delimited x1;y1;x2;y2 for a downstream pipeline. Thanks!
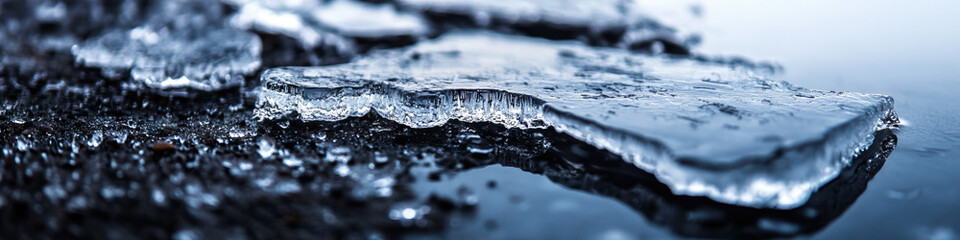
255;31;898;208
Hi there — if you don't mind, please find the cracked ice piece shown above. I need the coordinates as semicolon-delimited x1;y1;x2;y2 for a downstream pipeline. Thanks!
255;31;898;209
395;0;686;51
72;26;262;91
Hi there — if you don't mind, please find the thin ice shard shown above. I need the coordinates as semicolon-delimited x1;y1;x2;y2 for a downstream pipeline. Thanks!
255;31;898;208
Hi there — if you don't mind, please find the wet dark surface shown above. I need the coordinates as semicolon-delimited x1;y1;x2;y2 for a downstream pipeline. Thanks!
0;0;955;239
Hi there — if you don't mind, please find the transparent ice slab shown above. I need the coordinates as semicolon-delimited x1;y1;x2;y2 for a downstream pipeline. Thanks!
255;31;898;208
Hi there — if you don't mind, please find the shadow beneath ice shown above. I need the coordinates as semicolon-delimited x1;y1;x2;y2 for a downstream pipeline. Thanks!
506;128;897;239
260;112;897;239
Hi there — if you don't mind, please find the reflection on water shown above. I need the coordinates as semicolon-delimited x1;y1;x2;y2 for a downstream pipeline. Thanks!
481;129;896;238
398;119;898;239
688;1;960;238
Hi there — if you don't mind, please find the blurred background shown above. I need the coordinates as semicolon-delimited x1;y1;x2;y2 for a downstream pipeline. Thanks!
675;1;960;239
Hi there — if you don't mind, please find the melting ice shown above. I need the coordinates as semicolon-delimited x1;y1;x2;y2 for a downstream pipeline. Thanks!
255;31;899;208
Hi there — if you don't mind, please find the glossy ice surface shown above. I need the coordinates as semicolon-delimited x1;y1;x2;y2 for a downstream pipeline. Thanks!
256;32;898;208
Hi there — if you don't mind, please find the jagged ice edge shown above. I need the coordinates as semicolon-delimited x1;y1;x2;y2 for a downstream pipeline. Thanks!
254;68;899;209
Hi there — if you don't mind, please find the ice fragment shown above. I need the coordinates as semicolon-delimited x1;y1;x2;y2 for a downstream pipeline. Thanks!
72;0;262;91
72;27;261;91
255;32;899;208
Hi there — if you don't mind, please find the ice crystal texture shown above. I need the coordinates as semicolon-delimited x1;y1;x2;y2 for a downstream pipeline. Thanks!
256;32;898;208
71;0;262;91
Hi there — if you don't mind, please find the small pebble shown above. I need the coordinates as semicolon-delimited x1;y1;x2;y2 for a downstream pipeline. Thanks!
152;142;176;151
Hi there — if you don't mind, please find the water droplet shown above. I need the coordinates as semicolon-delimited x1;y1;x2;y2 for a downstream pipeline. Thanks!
66;196;88;212
273;180;301;194
43;185;66;200
113;131;128;144
238;161;254;171
229;130;250;138
87;131;103;148
313;132;327;140
282;157;303;167
16;137;32;152
278;120;290;129
334;164;351;177
229;104;243;112
389;205;431;221
401;208;417;219
172;229;199;240
152;189;166;205
100;186;125;199
372;178;395;197
258;136;276;158
325;146;352;163
254;178;274;188
374;151;389;164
